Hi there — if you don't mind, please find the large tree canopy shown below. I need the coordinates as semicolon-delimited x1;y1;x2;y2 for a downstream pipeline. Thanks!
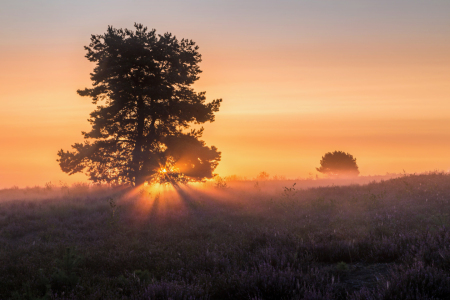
316;151;360;178
57;24;222;186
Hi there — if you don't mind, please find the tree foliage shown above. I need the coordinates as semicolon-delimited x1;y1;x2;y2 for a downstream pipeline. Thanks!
316;151;360;177
57;24;222;186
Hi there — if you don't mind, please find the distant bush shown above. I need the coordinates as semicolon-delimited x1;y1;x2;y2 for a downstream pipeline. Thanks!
256;171;270;181
282;183;297;198
214;176;228;189
316;151;360;178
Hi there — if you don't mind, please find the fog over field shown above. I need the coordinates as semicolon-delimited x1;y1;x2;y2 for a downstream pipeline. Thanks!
1;172;450;299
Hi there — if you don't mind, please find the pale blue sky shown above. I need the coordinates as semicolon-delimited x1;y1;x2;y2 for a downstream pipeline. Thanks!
1;0;449;47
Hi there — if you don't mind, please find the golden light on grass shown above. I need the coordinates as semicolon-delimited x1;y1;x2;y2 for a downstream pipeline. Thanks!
122;179;229;222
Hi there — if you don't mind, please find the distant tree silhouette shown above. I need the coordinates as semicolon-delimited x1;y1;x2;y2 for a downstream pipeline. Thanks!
57;24;222;186
316;151;360;177
256;171;270;181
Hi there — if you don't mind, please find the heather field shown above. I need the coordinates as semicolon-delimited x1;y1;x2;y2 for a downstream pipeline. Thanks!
1;173;450;299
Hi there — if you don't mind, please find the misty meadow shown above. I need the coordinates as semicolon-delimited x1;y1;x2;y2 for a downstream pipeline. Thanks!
2;1;450;299
1;172;450;299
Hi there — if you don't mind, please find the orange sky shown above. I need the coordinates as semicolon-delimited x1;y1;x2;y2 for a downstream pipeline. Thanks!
1;1;450;188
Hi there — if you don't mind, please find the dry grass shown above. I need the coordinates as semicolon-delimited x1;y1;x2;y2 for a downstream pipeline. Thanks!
1;172;450;299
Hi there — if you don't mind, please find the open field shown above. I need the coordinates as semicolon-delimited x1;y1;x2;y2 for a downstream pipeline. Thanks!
1;173;450;299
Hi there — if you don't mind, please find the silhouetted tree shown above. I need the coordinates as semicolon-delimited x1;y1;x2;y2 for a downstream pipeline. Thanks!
316;151;360;177
57;24;222;186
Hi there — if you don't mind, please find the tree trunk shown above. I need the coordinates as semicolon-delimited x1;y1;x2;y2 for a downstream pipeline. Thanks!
140;117;157;179
132;96;146;186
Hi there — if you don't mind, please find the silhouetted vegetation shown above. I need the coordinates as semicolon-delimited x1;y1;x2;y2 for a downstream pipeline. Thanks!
1;172;450;299
317;151;360;178
57;23;222;186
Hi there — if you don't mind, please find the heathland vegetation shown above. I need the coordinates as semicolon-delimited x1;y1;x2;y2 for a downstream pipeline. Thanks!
1;172;450;299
